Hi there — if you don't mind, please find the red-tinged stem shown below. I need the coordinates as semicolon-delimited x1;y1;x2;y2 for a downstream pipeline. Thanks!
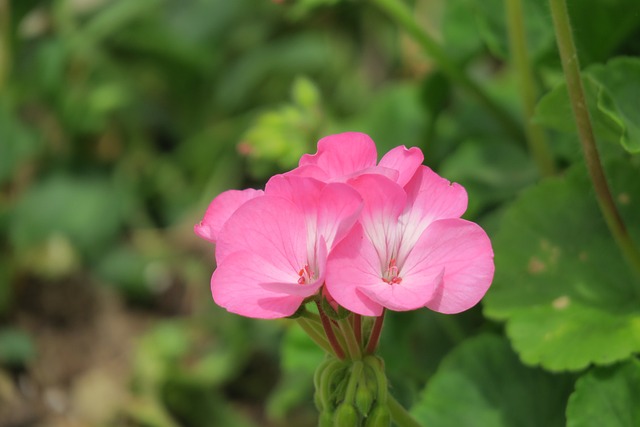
316;302;346;360
365;309;386;355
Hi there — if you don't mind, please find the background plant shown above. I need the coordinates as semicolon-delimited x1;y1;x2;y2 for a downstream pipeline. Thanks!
0;0;639;426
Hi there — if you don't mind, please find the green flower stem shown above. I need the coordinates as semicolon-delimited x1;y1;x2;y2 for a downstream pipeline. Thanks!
317;302;347;359
353;314;362;345
338;318;363;360
388;394;424;427
344;361;364;403
296;318;335;356
0;0;10;91
549;0;640;285
505;0;556;177
371;0;524;144
365;309;385;354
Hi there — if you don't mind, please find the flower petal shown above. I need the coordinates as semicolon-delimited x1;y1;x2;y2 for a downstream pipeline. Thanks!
258;237;327;297
396;166;468;265
402;218;494;314
378;145;424;187
211;251;305;318
357;270;441;312
347;174;406;264
194;188;263;243
299;132;378;179
325;224;385;316
215;195;307;272
265;175;363;249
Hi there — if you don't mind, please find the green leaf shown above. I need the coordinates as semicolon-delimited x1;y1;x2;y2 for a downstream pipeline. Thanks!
566;360;640;427
411;334;574;427
565;0;640;65
484;158;640;371
535;57;640;154
469;0;554;61
588;57;640;153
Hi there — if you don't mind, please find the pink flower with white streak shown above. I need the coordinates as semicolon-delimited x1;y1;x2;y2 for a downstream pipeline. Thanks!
325;168;494;316
209;175;362;319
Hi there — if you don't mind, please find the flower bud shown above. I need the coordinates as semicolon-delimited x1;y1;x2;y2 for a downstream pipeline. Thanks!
355;379;375;416
319;410;335;427
319;359;349;411
364;404;391;427
333;403;359;427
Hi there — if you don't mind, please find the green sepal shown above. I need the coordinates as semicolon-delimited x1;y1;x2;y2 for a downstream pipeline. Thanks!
321;297;351;320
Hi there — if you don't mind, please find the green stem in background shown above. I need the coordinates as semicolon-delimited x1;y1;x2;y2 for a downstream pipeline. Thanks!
296;318;335;356
371;0;524;144
549;0;640;286
338;318;363;360
365;309;385;354
0;0;10;92
505;0;556;177
316;302;346;359
388;394;424;427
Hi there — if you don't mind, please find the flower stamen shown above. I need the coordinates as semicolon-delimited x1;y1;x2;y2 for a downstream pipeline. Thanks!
382;258;402;285
297;264;313;285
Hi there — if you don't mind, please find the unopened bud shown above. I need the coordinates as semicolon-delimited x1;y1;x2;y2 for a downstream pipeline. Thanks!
333;403;359;427
364;404;391;427
319;410;334;427
355;380;375;416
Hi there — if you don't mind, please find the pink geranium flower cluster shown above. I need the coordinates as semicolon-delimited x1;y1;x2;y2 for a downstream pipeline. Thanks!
195;133;494;319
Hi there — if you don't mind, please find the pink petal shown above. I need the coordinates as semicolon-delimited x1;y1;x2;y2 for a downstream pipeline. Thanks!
264;174;325;214
402;218;494;314
325;224;385;316
378;145;424;187
396;166;468;265
265;175;363;250
285;164;330;182
259;238;327;296
211;251;306;319
358;270;441;312
299;132;378;180
194;189;263;243
316;183;363;249
215;196;307;271
346;174;407;262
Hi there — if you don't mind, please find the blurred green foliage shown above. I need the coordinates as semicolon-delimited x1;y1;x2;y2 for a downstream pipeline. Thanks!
0;0;639;426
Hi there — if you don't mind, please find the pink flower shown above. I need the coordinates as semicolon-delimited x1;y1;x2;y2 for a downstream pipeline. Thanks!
210;175;362;319
289;132;424;186
325;168;494;316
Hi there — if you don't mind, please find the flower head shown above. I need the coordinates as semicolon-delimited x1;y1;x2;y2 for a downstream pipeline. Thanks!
209;175;362;318
325;169;494;316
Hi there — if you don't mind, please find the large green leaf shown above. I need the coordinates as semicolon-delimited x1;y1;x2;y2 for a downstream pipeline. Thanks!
535;57;640;154
484;158;640;371
411;334;574;427
566;360;640;427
